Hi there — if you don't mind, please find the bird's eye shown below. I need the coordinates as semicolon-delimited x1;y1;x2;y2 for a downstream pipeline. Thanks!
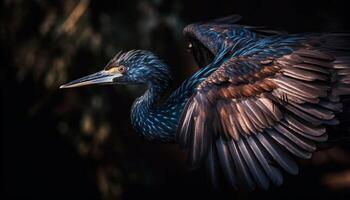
106;65;126;74
117;66;126;73
186;42;192;52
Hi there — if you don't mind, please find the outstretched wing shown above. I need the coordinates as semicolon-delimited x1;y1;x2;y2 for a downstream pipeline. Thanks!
177;33;350;190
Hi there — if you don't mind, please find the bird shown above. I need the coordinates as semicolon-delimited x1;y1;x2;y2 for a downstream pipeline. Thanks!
60;15;350;190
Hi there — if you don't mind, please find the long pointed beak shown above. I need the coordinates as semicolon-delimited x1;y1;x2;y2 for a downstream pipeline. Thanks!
60;70;122;89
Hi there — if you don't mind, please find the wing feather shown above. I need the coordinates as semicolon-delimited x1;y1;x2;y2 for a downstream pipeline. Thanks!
247;136;283;186
177;31;350;190
236;138;270;190
256;133;299;175
216;137;238;188
228;138;256;189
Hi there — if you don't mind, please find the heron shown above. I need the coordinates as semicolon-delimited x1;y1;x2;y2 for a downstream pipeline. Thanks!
60;15;350;190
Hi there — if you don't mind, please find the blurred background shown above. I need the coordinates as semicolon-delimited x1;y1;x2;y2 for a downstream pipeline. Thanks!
1;0;350;199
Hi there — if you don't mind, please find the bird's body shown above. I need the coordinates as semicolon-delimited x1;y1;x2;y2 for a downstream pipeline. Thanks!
61;15;350;190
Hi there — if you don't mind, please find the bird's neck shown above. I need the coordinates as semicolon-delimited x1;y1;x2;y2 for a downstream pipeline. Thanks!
131;78;178;143
140;81;168;108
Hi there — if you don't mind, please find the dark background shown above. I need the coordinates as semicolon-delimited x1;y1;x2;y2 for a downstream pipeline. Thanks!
1;0;350;199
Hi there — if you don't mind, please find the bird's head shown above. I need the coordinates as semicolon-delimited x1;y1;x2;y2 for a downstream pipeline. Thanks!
60;50;171;89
